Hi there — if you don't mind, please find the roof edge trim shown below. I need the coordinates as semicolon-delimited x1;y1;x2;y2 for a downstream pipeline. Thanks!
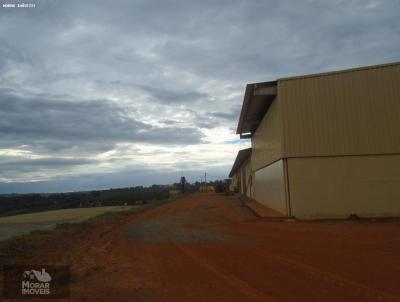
278;61;400;82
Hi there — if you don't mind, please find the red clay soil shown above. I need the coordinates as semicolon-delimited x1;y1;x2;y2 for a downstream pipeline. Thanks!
3;192;400;302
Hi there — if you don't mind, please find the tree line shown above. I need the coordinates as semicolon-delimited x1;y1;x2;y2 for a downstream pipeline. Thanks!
0;185;169;217
0;179;232;217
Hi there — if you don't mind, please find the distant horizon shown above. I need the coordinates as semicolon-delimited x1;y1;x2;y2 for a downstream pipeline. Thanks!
0;167;230;194
0;177;230;196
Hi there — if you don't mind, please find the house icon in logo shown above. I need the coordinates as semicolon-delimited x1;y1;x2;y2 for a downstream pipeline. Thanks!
23;269;52;283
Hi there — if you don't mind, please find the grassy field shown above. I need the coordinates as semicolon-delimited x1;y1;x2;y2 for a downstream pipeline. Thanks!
0;206;138;241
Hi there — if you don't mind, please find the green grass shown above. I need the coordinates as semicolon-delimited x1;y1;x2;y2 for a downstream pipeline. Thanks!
0;206;137;241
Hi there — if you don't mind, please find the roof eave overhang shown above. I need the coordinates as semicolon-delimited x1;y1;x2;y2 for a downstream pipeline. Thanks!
236;80;278;137
228;148;252;178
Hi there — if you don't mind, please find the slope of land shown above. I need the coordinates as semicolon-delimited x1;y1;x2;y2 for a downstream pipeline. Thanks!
0;205;137;241
1;192;400;302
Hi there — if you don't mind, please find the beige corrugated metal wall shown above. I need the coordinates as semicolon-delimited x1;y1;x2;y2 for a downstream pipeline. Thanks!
233;158;254;198
244;158;254;198
240;164;246;194
251;99;283;171
254;160;287;215
287;154;400;219
279;63;400;158
230;174;239;192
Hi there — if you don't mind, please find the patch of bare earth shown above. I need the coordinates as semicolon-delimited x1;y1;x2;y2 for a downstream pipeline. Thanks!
1;193;400;302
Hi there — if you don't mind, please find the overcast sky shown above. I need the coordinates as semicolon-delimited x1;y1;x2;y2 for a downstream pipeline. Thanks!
0;0;399;193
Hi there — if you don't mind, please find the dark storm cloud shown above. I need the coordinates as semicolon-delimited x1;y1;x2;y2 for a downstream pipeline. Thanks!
104;81;210;104
0;90;203;152
1;1;400;82
160;119;179;126
136;85;210;104
0;158;97;175
165;0;399;79
180;108;241;129
207;109;241;122
0;158;95;167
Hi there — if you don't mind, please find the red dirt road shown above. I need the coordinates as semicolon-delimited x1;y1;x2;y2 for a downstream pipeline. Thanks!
6;193;400;301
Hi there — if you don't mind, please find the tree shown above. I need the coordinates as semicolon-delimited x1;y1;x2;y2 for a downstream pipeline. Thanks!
180;176;186;193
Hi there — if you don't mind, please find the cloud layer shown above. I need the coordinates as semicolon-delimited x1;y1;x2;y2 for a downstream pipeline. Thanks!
0;0;399;192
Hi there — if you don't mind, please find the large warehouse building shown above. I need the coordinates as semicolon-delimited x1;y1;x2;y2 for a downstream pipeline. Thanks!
231;62;400;219
229;148;253;197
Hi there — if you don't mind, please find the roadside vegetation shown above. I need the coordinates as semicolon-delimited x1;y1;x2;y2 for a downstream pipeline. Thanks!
0;205;138;241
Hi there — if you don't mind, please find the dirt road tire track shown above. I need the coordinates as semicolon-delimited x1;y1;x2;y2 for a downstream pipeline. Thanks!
174;243;277;302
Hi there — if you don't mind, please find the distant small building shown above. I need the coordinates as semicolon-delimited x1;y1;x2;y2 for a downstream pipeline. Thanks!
169;189;181;196
199;185;215;192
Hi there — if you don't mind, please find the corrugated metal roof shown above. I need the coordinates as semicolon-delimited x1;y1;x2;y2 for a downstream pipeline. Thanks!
229;148;252;177
279;61;400;82
236;62;400;139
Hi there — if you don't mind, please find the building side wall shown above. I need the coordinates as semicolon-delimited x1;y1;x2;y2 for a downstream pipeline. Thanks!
254;159;287;215
279;63;400;158
240;167;246;195
230;174;239;192
251;99;283;171
245;159;254;198
238;158;254;198
287;154;400;219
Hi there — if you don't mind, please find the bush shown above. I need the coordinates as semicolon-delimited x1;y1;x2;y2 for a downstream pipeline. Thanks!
215;183;225;193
